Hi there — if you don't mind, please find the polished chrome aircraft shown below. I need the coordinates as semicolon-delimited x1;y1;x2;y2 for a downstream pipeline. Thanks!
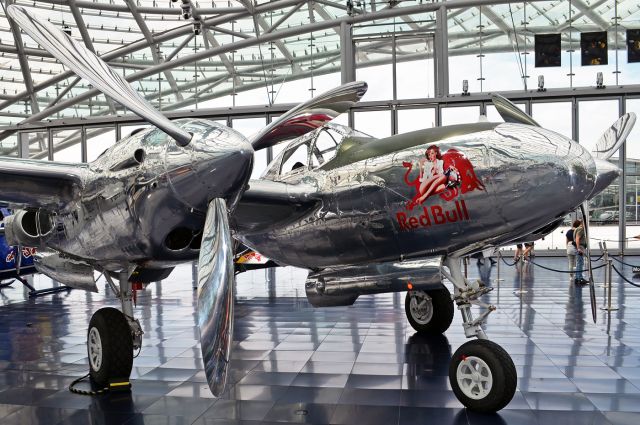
0;5;636;413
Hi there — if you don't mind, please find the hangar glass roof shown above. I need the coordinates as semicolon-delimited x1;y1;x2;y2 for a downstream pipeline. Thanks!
0;0;638;129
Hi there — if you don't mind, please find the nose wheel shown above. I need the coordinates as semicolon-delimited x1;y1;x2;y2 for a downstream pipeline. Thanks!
405;286;454;334
449;339;517;412
87;307;133;387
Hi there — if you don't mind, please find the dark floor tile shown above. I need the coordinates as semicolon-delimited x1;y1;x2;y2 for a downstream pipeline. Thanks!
263;402;336;423
142;396;215;417
331;404;399;425
200;399;275;421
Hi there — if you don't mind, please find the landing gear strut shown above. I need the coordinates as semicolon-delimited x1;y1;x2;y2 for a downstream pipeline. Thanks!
440;255;517;412
87;271;142;388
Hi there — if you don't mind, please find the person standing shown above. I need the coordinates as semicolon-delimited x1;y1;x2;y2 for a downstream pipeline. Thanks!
573;219;588;285
566;221;578;279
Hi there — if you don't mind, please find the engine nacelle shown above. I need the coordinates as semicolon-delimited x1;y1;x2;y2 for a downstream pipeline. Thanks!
4;209;54;247
305;257;443;307
34;250;97;292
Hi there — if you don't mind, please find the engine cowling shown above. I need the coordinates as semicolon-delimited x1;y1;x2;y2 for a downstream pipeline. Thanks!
4;209;54;247
305;257;443;307
34;250;97;292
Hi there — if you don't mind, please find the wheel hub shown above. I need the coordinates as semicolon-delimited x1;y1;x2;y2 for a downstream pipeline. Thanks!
409;291;433;325
456;355;493;400
88;327;103;371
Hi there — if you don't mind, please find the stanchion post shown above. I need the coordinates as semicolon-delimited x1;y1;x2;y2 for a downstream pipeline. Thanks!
513;257;528;296
601;258;618;311
600;242;610;289
493;251;503;287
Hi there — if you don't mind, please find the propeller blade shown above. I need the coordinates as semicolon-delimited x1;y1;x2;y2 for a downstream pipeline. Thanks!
592;113;636;160
491;94;540;127
7;5;192;147
197;198;235;396
580;203;598;323
251;81;368;151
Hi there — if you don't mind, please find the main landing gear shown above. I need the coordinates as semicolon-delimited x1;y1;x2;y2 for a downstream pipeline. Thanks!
87;271;142;388
405;256;517;413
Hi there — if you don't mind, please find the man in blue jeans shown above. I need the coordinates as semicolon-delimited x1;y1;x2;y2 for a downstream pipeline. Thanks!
574;219;589;285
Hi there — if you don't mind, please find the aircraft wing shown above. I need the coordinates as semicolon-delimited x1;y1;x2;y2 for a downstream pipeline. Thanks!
231;180;319;233
0;156;87;210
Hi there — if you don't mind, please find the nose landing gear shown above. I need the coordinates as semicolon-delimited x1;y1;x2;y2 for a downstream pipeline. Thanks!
404;255;517;412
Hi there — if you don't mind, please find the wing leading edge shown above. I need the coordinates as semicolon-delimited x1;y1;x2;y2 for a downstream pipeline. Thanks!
0;157;88;210
231;180;319;234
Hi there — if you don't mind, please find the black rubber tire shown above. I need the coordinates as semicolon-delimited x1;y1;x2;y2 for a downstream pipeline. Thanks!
87;307;133;388
449;339;517;413
405;286;454;334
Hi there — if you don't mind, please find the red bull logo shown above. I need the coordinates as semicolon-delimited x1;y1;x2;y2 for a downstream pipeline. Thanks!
4;247;36;263
396;146;485;231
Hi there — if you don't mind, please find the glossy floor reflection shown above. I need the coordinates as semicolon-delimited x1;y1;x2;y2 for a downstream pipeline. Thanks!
0;257;640;424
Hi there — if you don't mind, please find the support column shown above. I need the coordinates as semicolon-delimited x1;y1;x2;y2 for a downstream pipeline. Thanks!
619;97;626;254
434;5;449;98
18;132;29;159
340;21;355;84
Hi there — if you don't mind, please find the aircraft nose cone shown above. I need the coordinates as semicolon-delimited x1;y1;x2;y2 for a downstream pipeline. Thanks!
588;158;620;200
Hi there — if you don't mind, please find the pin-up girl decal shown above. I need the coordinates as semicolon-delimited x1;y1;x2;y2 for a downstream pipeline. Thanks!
403;146;484;210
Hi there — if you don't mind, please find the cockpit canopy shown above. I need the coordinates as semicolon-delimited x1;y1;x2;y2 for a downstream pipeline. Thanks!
262;123;372;180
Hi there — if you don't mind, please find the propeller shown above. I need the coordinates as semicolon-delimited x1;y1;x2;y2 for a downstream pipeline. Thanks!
580;203;598;323
196;198;235;396
8;5;238;396
6;5;192;146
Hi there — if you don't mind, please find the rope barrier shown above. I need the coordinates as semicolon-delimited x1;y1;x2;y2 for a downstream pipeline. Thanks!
527;258;605;274
611;263;640;288
498;252;518;267
611;255;640;269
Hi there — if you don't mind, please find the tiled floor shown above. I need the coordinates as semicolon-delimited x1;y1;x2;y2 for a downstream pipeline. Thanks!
0;256;640;424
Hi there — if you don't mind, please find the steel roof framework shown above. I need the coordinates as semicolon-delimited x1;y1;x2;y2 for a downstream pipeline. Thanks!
0;0;638;132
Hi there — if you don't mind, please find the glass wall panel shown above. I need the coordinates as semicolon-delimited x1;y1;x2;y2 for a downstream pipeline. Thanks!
52;129;82;163
121;125;150;139
397;108;436;134
441;106;480;126
395;35;434;99
485;103;526;122
578;99;619;151
482;52;528;92
625;99;640;249
353;110;391;138
578;100;621;248
356;64;393;101
531;102;572;139
86;127;116;163
26;132;49;160
232;117;268;179
0;135;18;158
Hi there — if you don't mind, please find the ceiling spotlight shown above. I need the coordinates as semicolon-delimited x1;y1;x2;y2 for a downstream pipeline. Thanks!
537;75;546;92
462;79;470;96
346;0;354;16
596;72;605;89
193;21;202;36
